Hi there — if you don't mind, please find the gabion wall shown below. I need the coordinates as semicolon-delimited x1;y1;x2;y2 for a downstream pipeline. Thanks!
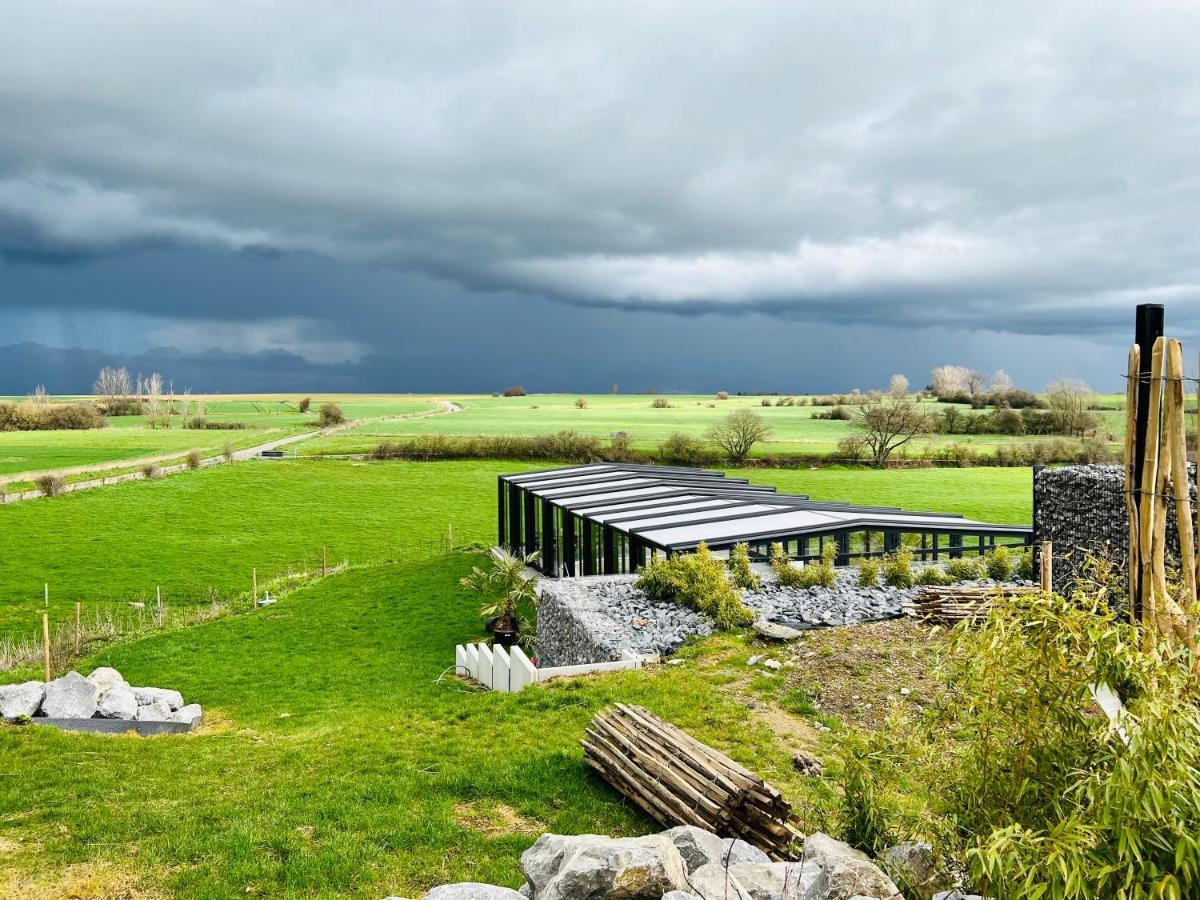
1033;464;1195;593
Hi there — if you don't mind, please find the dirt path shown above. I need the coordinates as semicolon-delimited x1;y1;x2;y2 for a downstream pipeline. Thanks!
0;398;462;504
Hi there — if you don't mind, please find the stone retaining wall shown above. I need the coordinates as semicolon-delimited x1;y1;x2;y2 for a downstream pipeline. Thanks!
1033;463;1195;593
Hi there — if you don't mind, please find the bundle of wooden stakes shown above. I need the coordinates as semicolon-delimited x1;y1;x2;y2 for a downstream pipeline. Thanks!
581;704;801;858
908;583;1038;625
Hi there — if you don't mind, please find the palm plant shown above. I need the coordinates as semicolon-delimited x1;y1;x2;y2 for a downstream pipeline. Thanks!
459;549;540;639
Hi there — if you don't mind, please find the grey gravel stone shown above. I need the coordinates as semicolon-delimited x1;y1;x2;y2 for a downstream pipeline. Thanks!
753;618;805;641
41;671;97;719
0;681;44;718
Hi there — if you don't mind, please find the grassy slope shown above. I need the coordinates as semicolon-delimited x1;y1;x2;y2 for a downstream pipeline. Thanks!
296;393;1115;458
0;555;817;898
0;460;1031;641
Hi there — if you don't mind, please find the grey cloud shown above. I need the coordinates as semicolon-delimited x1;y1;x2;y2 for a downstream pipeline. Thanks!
1;1;1199;337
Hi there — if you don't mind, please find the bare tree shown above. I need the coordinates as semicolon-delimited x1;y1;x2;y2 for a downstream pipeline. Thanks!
708;409;771;462
28;384;48;405
854;394;928;466
964;369;988;396
888;373;910;398
1045;378;1098;437
145;372;164;416
991;369;1015;395
930;364;970;397
93;366;132;404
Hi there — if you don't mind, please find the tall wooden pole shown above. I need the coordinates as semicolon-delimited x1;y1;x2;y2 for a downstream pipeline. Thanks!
1166;340;1197;606
1124;345;1141;618
42;613;51;682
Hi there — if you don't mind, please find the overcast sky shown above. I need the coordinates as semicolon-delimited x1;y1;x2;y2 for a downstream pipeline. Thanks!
3;1;1199;393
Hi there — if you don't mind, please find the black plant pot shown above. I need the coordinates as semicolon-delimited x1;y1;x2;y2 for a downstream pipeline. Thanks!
485;616;520;648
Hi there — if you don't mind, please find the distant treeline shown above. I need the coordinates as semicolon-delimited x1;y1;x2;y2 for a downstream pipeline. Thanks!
0;402;105;431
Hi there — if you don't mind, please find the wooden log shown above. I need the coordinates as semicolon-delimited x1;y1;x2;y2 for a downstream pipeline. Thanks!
1139;337;1166;634
1125;344;1141;620
1166;339;1197;608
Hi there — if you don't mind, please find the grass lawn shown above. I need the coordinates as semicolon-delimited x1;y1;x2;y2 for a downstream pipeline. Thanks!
0;554;829;898
0;459;1031;642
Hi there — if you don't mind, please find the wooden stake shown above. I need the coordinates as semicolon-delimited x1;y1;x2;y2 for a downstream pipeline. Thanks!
448;523;453;549
252;568;258;608
1124;344;1141;618
44;582;48;608
42;612;50;682
1166;340;1197;607
1139;338;1166;633
75;602;81;653
156;585;162;615
322;545;328;577
1040;540;1053;593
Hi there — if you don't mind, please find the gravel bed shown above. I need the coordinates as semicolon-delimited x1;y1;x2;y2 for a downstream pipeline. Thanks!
535;568;1030;666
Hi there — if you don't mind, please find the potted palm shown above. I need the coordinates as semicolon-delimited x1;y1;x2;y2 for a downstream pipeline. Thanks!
459;549;539;647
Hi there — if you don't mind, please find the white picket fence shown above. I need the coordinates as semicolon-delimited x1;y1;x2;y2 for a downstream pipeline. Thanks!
454;643;645;693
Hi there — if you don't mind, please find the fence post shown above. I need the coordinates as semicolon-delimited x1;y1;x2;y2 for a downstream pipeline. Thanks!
322;545;328;577
1040;540;1053;593
252;568;258;608
44;583;48;608
1131;303;1164;621
75;602;81;654
42;612;50;682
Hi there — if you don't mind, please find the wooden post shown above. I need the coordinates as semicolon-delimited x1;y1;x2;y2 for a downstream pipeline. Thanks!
322;545;328;577
42;612;50;682
156;585;162;615
1138;338;1166;632
1124;345;1141;619
1166;340;1197;606
252;568;257;608
448;522;453;550
1039;540;1053;592
75;602;81;653
44;582;48;608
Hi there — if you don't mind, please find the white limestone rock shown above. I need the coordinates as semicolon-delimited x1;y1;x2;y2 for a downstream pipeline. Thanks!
96;683;138;720
172;703;203;727
41;671;97;719
879;840;942;899
423;885;525;899
686;862;754;900
520;832;689;900
802;832;900;900
729;861;821;900
133;687;184;711
85;666;128;694
135;699;173;722
722;838;770;867
0;681;44;718
665;825;728;874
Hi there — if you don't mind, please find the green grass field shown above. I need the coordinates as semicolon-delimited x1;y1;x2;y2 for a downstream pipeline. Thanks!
0;554;825;897
0;395;440;478
0;458;1031;642
293;392;1117;459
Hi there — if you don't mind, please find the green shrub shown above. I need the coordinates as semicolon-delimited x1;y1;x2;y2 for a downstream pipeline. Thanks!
185;416;207;429
317;402;346;427
813;406;854;421
773;542;836;589
1017;546;1034;581
574;398;588;409
298;397;311;413
142;464;159;479
727;542;761;590
636;543;754;630
984;545;1014;581
502;386;527;397
650;397;672;408
186;450;202;470
881;547;914;588
35;474;64;497
856;556;880;587
914;565;952;586
944;557;984;581
659;431;713;465
0;402;105;431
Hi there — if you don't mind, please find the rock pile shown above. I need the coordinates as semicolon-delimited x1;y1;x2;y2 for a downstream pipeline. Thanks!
536;570;1024;666
407;825;910;899
0;667;201;727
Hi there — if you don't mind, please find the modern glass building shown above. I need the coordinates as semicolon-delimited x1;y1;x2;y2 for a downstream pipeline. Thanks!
498;463;1032;577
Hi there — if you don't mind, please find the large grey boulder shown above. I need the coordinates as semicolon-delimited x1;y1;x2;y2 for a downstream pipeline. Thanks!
86;667;128;694
662;893;702;900
136;699;173;722
729;861;821;900
96;683;138;720
802;833;900;900
753;619;805;641
686;863;754;900
41;672;97;719
423;884;525;899
134;687;184;710
520;832;689;900
879;841;942;899
172;703;203;727
665;826;728;874
0;681;44;718
932;892;985;900
723;839;770;867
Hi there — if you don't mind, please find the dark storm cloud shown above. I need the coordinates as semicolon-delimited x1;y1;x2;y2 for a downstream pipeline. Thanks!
2;0;1200;350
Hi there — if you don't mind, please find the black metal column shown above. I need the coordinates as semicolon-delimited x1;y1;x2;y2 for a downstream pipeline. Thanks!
602;526;617;575
497;479;506;547
541;501;555;575
835;531;850;566
582;519;595;575
523;492;536;557
508;483;522;553
562;512;577;576
1131;302;1163;622
884;530;900;553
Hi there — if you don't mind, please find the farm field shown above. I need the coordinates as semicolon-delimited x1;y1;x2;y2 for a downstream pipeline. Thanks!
0;395;441;480
0;458;1032;641
292;392;1121;458
0;554;848;897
